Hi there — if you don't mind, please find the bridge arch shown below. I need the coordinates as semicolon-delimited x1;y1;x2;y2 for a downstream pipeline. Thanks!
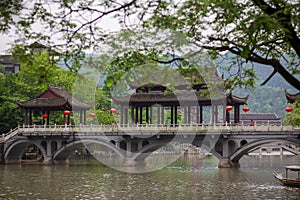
130;140;171;161
4;139;47;163
53;139;125;161
230;138;299;163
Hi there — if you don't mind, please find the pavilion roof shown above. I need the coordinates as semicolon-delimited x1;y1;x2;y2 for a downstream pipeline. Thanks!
112;90;248;106
226;90;249;105
16;86;92;110
285;89;300;103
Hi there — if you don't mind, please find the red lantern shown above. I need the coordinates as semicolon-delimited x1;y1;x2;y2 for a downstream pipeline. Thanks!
110;108;116;114
42;113;48;119
89;113;96;118
64;110;71;115
226;106;233;112
243;107;250;113
285;106;293;112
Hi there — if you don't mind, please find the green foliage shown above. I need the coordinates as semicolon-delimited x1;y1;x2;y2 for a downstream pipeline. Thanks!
284;101;300;126
0;0;23;32
233;86;287;119
3;0;300;89
0;51;77;133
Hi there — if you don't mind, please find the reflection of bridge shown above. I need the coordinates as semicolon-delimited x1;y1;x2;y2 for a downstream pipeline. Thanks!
1;124;299;168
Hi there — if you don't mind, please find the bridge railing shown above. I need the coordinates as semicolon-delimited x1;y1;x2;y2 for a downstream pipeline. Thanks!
13;122;298;136
1;126;20;142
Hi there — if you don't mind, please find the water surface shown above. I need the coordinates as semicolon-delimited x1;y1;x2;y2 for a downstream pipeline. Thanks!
1;156;300;199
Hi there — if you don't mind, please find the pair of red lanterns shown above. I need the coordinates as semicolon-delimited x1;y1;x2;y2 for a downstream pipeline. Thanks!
225;106;250;113
42;110;71;119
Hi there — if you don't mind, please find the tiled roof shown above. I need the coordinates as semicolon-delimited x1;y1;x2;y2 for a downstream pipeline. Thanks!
0;55;19;65
16;86;91;110
112;90;248;106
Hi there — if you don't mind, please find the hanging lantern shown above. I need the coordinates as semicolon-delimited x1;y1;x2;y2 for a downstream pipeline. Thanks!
89;113;96;118
64;110;71;115
110;108;117;114
285;106;293;112
243;107;250;113
226;106;233;112
42;113;48;119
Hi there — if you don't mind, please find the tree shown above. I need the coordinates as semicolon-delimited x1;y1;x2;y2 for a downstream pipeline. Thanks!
0;51;77;133
2;0;300;90
147;0;300;90
284;101;300;126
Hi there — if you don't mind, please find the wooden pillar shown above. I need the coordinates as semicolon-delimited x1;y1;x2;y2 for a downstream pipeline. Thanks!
135;107;139;124
226;107;230;123
211;106;214;124
214;106;218;124
223;103;227;123
170;106;174;125
139;107;143;124
131;107;135;124
150;107;153;124
29;110;32;125
24;109;28;125
187;106;191;124
174;106;178;125
120;105;124;125
67;112;71;125
200;106;203;124
47;111;50;125
124;107;128;124
79;110;83;124
83;110;86;125
146;106;149;124
196;106;199;124
157;106;161;124
234;105;240;124
184;106;187;124
161;107;165;124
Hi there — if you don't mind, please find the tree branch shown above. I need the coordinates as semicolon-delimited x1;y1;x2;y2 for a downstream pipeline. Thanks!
202;44;300;90
260;69;276;85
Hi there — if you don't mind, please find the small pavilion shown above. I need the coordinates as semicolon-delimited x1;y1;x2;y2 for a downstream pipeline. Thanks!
16;86;92;125
112;70;248;125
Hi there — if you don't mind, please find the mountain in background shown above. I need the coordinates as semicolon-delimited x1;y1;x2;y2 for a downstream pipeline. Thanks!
216;53;299;119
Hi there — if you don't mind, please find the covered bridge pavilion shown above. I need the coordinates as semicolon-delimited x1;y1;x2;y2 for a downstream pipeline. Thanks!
16;86;92;125
112;70;248;125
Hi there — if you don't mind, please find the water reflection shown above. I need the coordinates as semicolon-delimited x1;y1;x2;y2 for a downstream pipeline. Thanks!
1;156;300;199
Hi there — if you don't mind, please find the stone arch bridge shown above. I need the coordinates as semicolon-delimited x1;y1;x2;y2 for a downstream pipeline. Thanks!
0;124;299;168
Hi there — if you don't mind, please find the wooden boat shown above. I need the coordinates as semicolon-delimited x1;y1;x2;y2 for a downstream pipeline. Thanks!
273;165;300;187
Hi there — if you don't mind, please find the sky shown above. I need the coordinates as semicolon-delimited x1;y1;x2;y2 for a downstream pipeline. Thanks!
0;7;121;54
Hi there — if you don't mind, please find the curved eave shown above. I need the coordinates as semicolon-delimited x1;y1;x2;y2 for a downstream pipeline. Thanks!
226;91;249;105
15;98;68;109
285;88;300;103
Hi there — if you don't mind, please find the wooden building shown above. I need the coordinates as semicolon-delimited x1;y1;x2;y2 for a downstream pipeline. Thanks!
16;86;91;125
112;70;248;125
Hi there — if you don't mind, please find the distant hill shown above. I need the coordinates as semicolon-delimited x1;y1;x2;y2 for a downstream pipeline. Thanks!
214;53;300;119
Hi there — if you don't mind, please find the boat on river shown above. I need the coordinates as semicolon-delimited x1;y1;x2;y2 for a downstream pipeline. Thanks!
273;165;300;187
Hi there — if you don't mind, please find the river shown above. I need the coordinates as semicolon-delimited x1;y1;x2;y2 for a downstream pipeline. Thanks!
1;155;300;199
